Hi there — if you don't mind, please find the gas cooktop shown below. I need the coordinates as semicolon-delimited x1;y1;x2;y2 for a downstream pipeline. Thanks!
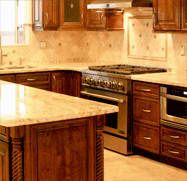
89;64;167;75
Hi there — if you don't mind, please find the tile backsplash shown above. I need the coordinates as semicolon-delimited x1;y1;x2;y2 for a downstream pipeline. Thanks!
2;9;187;73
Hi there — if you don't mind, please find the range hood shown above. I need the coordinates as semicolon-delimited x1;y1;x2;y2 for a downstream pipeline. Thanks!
87;0;152;9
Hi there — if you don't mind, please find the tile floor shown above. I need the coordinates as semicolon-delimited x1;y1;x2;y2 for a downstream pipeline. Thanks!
104;149;187;181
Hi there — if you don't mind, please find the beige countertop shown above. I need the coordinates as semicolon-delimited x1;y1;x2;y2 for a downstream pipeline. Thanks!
131;72;187;88
0;81;118;127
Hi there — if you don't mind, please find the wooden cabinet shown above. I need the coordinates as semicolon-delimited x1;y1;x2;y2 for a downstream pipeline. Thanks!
134;122;160;154
33;0;60;30
0;75;15;82
51;71;81;97
133;81;160;154
0;140;9;181
33;0;85;30
181;0;187;30
16;72;51;91
86;9;124;30
105;9;124;30
153;0;187;31
86;9;106;30
161;126;187;162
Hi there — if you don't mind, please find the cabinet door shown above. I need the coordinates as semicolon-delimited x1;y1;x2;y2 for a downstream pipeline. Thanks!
86;9;106;30
153;0;181;31
51;71;81;97
59;0;85;29
181;0;187;30
105;9;124;30
0;141;9;181
43;0;60;30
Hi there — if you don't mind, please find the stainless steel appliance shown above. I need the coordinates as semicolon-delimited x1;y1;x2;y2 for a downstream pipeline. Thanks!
81;64;166;155
161;86;187;126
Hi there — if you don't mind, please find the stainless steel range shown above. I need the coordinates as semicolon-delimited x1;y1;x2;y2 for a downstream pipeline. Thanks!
81;64;166;155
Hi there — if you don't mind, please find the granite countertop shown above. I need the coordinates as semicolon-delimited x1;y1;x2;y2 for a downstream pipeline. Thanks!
0;81;118;127
131;72;187;88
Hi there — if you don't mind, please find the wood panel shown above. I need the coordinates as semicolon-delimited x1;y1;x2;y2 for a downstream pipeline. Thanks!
51;71;81;97
25;118;96;181
153;0;181;31
181;0;187;30
0;141;9;181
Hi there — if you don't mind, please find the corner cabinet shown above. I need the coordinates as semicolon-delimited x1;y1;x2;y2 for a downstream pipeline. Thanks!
51;71;81;97
33;0;85;31
153;0;187;31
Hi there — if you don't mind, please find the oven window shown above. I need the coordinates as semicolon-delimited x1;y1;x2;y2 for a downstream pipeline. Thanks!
82;95;118;129
167;99;187;119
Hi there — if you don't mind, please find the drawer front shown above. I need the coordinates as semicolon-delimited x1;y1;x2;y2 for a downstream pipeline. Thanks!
161;126;187;146
133;81;160;98
161;142;187;162
133;97;159;126
16;72;50;84
133;122;160;154
0;75;15;82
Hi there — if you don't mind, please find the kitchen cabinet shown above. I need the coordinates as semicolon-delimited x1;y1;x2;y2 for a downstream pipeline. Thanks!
16;72;51;91
86;9;106;30
0;75;15;82
86;9;124;30
161;126;187;162
33;0;85;30
133;81;160;154
0;127;9;181
51;71;81;97
153;0;187;31
33;0;60;30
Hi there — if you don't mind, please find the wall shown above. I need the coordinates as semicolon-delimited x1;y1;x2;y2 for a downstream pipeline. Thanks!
2;8;187;73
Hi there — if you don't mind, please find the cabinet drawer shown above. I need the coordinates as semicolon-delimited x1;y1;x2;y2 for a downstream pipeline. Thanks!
161;126;187;146
133;81;160;98
0;75;15;82
133;122;160;154
161;142;187;162
133;97;159;126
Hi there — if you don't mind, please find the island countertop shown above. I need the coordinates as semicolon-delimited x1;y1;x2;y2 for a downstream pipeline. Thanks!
0;80;118;127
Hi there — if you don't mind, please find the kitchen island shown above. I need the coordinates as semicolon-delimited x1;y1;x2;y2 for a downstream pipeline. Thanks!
0;81;118;181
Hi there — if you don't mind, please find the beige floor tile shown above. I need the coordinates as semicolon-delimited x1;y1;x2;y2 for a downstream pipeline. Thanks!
104;149;187;181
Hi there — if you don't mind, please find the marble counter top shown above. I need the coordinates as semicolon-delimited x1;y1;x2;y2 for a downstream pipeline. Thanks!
0;81;118;127
131;72;187;88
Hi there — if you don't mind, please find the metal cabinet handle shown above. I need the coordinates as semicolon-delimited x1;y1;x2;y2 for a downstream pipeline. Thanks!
142;109;151;113
140;88;151;92
143;137;151;140
169;135;180;139
168;150;180;155
27;78;36;81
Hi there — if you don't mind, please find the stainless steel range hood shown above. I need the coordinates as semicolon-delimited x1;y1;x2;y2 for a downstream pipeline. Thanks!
87;0;152;9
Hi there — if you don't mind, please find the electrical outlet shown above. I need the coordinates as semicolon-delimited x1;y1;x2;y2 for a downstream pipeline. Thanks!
40;41;47;49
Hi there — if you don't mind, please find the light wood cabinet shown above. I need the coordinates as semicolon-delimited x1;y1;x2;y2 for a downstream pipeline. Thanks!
0;140;9;181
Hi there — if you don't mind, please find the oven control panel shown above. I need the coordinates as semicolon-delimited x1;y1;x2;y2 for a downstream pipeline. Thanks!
82;73;128;94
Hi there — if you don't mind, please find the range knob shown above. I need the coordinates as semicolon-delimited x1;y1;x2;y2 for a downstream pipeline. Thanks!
112;81;117;88
117;82;124;90
96;79;101;86
85;77;90;84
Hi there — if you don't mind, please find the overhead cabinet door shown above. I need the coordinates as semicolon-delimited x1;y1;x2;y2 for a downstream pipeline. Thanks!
153;0;181;31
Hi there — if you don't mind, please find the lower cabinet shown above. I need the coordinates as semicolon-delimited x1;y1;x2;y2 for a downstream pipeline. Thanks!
133;122;160;154
0;140;9;181
51;71;81;97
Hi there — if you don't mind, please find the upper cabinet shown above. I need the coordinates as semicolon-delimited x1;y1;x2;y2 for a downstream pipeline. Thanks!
33;0;85;31
153;0;187;31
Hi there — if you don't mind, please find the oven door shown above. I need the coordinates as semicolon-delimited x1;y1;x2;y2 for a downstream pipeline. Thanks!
81;87;128;138
161;87;187;125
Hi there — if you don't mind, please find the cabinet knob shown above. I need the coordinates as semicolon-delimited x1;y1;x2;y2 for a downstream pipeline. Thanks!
169;135;180;139
143;136;151;140
142;109;151;113
168;150;180;155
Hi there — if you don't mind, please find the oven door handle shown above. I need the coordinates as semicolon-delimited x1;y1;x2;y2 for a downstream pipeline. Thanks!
80;91;124;103
166;94;187;103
